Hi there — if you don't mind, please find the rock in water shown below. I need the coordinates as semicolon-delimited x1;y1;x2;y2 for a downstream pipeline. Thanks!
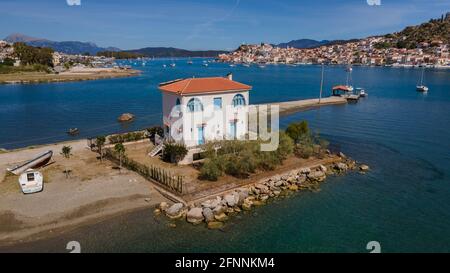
214;212;229;222
118;113;135;122
186;207;204;224
360;164;370;171
202;208;215;222
334;162;348;172
159;202;169;211
207;221;224;230
165;203;185;219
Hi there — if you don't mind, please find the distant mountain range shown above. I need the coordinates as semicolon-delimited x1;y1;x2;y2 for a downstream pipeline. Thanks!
124;47;228;58
4;33;121;55
4;33;227;57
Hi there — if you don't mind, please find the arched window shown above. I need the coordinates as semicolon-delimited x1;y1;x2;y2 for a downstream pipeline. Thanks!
187;98;203;112
232;94;246;107
175;98;181;106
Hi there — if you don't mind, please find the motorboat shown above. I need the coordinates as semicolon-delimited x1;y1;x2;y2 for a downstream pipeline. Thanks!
7;150;53;175
18;169;43;194
355;88;367;97
67;128;79;136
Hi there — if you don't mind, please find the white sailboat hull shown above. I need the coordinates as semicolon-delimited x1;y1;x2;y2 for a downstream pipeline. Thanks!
7;150;53;175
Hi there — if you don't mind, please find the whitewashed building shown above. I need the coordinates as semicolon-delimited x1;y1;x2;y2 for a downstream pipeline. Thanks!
157;73;251;164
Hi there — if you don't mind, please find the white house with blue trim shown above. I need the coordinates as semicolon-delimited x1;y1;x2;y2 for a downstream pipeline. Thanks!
158;73;251;164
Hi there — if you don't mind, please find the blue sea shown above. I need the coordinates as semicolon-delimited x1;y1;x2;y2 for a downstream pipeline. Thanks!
1;59;450;252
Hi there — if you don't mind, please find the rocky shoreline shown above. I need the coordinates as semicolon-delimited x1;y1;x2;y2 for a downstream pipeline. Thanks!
154;153;369;229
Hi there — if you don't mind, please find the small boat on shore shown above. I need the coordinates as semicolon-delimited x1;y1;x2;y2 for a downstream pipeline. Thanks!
67;128;79;136
18;169;43;194
7;150;53;175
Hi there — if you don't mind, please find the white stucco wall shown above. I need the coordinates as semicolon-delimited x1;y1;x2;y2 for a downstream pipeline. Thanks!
162;90;249;148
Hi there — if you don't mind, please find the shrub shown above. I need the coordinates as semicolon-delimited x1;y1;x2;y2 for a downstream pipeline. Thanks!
286;120;310;144
147;126;164;142
199;158;223;181
162;142;188;163
295;144;314;159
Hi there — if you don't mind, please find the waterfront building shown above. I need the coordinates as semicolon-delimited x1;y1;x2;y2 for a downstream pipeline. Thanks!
158;73;251;164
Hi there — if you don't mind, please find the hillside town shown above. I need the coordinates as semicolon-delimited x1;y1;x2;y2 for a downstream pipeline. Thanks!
218;13;450;68
218;37;449;67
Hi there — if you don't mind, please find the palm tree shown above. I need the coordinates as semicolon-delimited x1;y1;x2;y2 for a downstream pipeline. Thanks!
114;143;125;172
60;145;73;178
96;136;106;162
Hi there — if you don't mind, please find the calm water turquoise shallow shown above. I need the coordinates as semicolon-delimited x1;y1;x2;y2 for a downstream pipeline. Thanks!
1;59;450;252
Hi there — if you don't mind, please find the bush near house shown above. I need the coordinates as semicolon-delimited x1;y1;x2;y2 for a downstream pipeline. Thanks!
287;121;329;159
108;131;147;144
198;120;331;181
162;142;188;164
198;132;294;181
146;126;164;143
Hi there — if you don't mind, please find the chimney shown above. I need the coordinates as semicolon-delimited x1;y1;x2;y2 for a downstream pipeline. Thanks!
226;72;233;81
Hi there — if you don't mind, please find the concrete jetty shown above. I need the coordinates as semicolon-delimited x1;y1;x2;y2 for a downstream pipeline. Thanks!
258;96;347;116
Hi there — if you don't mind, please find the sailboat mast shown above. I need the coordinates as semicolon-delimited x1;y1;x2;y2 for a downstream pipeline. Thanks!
420;68;424;85
319;63;324;103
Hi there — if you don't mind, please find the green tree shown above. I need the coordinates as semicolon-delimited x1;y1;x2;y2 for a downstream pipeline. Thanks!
114;143;126;172
60;145;73;178
162;142;188;164
95;136;106;162
286;121;310;144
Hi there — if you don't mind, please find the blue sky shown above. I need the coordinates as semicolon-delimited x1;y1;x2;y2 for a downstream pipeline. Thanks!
0;0;448;50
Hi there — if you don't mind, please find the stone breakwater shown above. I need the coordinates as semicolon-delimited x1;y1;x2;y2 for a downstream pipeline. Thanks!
154;154;369;229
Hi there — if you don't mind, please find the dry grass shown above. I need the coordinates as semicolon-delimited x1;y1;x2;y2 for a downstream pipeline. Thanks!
0;69;140;84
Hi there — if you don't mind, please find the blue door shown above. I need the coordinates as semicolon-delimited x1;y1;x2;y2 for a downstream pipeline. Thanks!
198;127;204;145
230;122;236;139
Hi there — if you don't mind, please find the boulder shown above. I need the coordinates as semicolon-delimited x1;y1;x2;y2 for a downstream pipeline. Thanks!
212;205;226;215
252;200;265;206
214;212;229;222
296;175;306;184
308;170;326;181
335;163;348;171
207;221;224;230
255;184;270;194
153;208;161;215
259;194;269;202
165;203;185;219
224;193;238;207
288;184;299;191
273;190;281;196
186;207;204;224
299;167;311;174
274;180;284;187
237;190;249;205
159;202;169;211
202;208;215;222
319;165;328;172
117;113;135;122
242;202;252;211
338;152;346;158
360;164;370;171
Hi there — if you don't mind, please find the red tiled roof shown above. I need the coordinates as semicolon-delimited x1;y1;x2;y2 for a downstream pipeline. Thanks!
332;85;351;92
158;77;252;95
